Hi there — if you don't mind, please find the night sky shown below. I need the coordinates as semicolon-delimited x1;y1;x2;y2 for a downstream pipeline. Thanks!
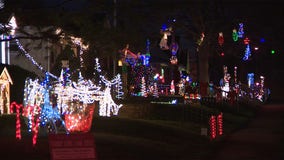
2;0;284;95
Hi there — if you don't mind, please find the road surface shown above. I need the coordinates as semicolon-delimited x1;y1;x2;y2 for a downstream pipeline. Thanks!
211;102;284;160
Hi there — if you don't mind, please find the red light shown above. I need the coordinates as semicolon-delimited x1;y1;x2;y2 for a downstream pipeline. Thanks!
65;106;95;133
244;37;250;45
217;113;223;136
220;52;225;56
10;102;23;140
209;115;217;139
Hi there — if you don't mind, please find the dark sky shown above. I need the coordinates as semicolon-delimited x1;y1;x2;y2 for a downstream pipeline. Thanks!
2;0;283;64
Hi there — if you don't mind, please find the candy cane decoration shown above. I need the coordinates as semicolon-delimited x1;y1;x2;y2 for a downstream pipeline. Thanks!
10;102;23;140
29;105;41;146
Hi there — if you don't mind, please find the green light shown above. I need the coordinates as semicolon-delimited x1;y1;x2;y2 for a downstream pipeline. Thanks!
271;50;275;54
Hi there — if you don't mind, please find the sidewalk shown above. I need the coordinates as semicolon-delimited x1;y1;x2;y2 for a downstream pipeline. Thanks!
211;103;284;160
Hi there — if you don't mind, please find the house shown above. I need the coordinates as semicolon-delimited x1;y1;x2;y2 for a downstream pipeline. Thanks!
1;14;81;78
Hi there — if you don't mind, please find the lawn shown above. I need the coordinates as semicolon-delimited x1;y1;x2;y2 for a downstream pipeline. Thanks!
0;99;260;160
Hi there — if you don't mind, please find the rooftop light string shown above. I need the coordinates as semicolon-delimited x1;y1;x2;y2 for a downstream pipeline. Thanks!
14;39;58;79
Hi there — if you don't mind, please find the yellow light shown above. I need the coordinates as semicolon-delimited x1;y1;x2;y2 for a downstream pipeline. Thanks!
118;60;123;66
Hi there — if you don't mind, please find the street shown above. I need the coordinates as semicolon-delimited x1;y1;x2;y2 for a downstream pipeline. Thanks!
211;103;284;160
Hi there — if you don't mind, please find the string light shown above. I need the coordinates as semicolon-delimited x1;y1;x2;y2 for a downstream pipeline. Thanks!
218;32;224;46
217;113;223;136
243;37;250;45
234;66;238;84
170;80;175;95
10;102;23;140
32;105;41;146
247;73;254;88
115;74;124;99
153;82;159;98
232;29;238;42
238;23;244;38
14;39;58;79
140;77;147;97
209;115;217;139
243;44;251;61
22;58;123;132
144;39;151;66
197;32;205;46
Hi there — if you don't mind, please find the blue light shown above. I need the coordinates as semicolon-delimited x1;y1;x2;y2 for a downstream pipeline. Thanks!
243;44;251;61
161;24;167;31
260;38;265;43
247;73;254;88
171;99;177;104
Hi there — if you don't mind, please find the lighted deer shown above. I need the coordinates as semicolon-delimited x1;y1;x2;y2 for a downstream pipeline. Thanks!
99;75;123;117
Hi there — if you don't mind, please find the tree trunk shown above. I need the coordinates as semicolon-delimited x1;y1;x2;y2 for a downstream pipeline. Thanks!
198;45;209;96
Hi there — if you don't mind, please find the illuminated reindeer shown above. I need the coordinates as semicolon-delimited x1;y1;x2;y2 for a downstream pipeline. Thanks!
99;74;123;117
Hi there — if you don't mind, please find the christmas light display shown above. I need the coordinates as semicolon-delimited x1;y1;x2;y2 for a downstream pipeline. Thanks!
99;75;123;117
243;44;251;61
94;58;102;73
7;15;17;35
10;102;23;140
15;39;44;71
120;44;152;67
209;115;217;139
217;113;223;136
65;104;95;132
161;68;165;83
247;73;254;88
271;50;275;55
21;57;123;133
170;80;175;95
115;74;124;99
232;29;238;41
218;32;224;46
170;41;178;64
197;32;205;46
15;39;58;79
171;42;178;56
257;76;265;101
153;82;159;98
159;25;171;50
40;74;67;133
170;56;178;65
238;23;244;38
143;39;151;66
178;79;185;96
221;66;230;98
141;77;147;97
21;104;41;146
243;37;250;45
130;65;154;95
234;66;238;84
70;36;88;68
31;105;41;146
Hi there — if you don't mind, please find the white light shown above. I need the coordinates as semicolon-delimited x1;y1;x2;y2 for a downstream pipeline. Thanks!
8;16;17;35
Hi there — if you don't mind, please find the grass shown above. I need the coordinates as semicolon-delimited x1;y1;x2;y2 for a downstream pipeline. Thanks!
92;117;212;160
0;99;259;160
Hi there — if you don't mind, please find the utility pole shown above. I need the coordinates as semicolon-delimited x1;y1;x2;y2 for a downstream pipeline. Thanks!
113;0;117;77
113;0;117;28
